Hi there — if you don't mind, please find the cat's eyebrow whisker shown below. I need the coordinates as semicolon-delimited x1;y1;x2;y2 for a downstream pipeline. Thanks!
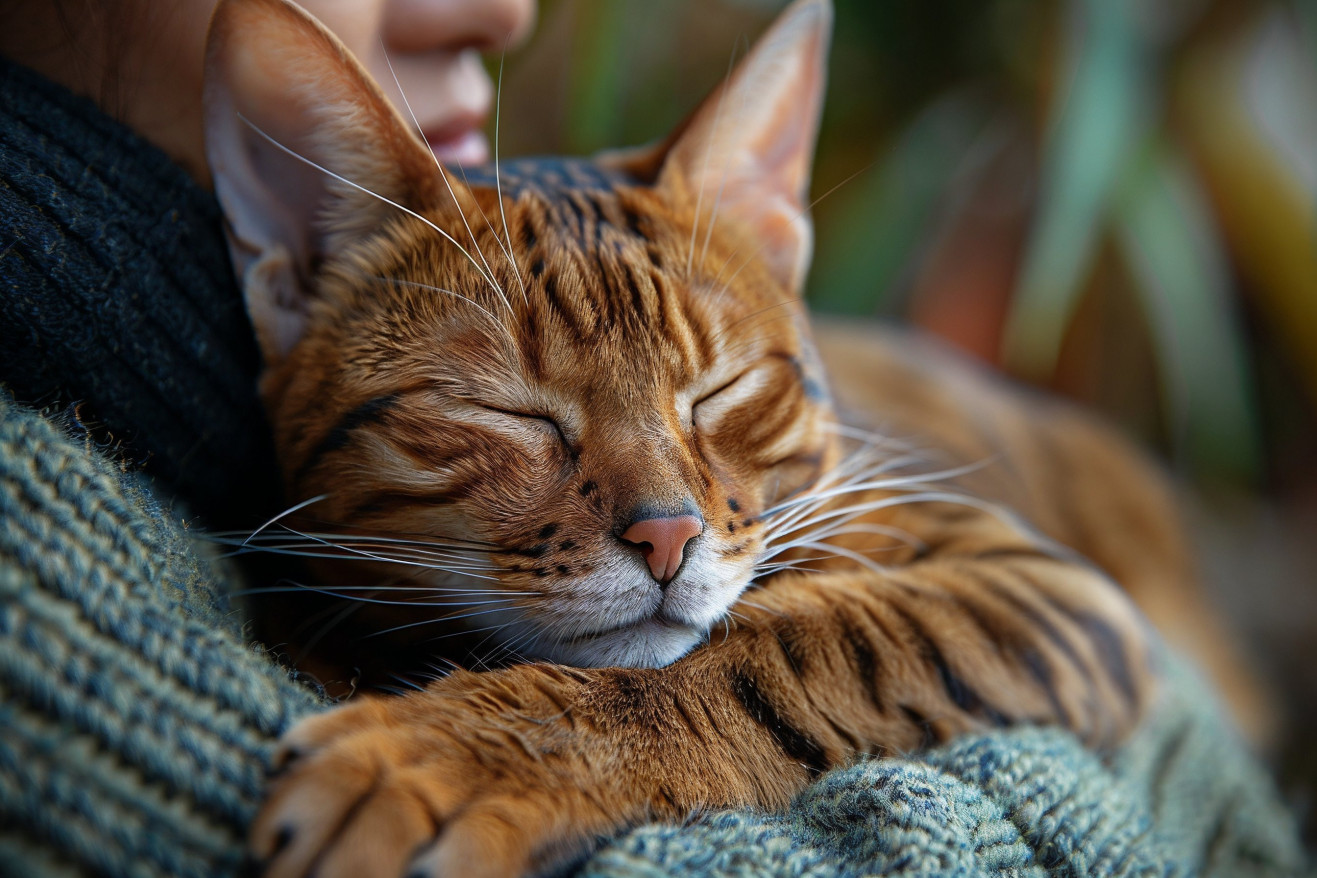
454;163;528;307
708;159;875;292
491;44;528;305
694;38;749;277
686;43;740;279
236;114;504;301
371;276;519;355
379;50;514;318
704;299;797;354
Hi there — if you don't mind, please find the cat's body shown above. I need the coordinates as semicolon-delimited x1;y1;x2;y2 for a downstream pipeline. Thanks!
202;1;1251;875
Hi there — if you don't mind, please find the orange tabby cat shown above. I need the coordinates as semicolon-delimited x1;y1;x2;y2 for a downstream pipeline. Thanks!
203;0;1253;875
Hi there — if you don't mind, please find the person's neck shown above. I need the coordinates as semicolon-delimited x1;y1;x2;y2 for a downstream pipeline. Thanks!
0;2;214;187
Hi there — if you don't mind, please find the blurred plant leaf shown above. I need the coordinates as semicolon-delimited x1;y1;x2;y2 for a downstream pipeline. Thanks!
1114;141;1262;483
565;0;631;154
809;91;993;315
1003;0;1147;379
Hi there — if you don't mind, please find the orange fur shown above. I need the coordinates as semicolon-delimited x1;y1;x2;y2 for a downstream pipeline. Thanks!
202;1;1253;875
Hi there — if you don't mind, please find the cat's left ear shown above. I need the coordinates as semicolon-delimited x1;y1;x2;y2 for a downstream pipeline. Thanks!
656;0;830;293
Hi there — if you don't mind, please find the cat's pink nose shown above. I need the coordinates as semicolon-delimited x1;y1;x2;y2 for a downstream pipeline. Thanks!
620;514;704;585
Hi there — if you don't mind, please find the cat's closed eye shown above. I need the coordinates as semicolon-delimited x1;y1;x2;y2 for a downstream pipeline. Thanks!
475;404;573;450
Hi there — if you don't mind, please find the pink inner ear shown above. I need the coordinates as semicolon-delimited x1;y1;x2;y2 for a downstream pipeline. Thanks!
204;0;443;365
656;0;831;291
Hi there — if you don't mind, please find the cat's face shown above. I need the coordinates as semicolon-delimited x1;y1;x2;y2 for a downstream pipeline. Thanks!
205;0;832;667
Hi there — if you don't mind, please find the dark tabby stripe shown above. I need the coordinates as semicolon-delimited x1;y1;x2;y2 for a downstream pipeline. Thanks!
294;394;400;486
729;671;829;776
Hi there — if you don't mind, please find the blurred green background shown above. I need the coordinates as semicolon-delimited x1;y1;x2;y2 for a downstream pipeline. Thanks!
496;0;1317;833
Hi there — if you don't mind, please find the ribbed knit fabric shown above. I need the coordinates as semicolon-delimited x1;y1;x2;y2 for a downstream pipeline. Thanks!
0;395;325;878
1;396;1310;878
580;659;1311;878
0;56;281;530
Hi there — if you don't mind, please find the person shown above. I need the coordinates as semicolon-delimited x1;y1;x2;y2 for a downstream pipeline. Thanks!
0;2;534;875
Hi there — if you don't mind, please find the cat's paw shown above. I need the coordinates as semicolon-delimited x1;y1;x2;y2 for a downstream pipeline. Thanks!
249;672;621;878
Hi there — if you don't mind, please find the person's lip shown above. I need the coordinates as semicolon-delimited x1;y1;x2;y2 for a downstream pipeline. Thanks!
423;125;489;166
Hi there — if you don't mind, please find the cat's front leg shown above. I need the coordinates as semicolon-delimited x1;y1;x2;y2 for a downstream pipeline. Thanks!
249;660;792;878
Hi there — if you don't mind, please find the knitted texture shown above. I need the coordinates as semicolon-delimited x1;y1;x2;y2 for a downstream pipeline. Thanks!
579;659;1310;878
0;396;324;878
0;397;1310;877
0;56;281;529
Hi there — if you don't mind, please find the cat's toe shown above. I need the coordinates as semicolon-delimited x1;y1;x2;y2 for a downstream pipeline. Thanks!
404;798;540;878
305;779;437;878
252;723;425;878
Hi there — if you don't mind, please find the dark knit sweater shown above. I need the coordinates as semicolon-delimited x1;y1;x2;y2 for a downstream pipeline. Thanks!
0;56;280;529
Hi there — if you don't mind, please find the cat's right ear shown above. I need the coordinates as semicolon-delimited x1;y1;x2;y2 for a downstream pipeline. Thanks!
653;0;830;295
204;0;439;366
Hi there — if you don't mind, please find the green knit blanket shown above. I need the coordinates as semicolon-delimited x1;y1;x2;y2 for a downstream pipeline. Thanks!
0;396;1308;877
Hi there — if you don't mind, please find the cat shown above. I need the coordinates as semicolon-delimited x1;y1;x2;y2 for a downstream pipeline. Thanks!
203;0;1251;875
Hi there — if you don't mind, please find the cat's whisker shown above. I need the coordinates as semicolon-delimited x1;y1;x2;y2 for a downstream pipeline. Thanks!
379;49;513;318
240;493;330;547
732;597;787;620
762;490;944;540
291;599;364;668
381;673;427;694
418;618;526;644
213;526;498;553
756;459;943;536
234;526;495;552
762;523;922;559
751;557;835;576
231;584;533;598
220;533;502;579
758;461;989;519
236;114;505;301
778;540;889;575
367;605;528;639
221;536;499;567
766;492;1001;552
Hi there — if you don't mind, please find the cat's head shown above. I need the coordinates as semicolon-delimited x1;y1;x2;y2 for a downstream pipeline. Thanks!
205;0;834;668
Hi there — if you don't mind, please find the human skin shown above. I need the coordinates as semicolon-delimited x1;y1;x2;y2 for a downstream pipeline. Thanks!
0;0;536;186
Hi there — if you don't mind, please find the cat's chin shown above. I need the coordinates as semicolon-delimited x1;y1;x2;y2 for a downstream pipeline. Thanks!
540;618;705;669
